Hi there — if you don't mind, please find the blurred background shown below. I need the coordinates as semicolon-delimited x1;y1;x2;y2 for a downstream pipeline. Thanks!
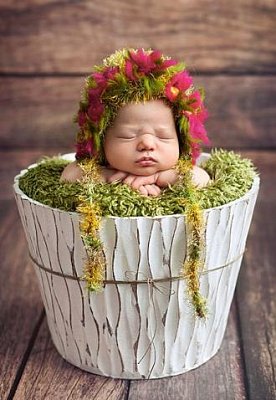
0;0;275;157
0;1;275;399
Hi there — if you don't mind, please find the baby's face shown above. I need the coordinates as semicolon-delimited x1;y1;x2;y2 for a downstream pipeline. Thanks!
104;100;179;176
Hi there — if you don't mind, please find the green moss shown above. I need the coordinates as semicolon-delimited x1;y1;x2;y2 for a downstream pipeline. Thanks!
18;150;257;215
18;158;82;211
199;149;257;209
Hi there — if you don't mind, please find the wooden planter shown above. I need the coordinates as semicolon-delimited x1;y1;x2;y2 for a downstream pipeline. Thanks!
13;154;259;379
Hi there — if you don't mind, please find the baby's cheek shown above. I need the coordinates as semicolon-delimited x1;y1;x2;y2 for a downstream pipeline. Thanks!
104;142;124;166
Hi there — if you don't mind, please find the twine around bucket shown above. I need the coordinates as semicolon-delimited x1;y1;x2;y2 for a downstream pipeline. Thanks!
29;251;244;285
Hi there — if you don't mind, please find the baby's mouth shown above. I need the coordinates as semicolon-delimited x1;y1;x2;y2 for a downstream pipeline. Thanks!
136;156;157;166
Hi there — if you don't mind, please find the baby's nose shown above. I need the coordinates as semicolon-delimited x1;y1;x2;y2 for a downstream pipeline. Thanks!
137;134;156;151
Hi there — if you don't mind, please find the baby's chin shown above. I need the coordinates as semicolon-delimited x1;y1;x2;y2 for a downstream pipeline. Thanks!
128;165;160;176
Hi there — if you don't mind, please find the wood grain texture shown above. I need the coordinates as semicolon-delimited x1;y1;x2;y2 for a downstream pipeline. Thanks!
13;305;245;400
127;302;246;400
0;149;69;201
0;0;275;73
236;151;276;400
0;200;44;400
13;319;128;400
1;75;275;150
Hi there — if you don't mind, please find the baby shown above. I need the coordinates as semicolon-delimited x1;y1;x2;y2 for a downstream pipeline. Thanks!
61;49;210;194
61;100;210;194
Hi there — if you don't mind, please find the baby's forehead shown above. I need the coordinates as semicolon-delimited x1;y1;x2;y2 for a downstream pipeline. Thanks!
112;100;175;125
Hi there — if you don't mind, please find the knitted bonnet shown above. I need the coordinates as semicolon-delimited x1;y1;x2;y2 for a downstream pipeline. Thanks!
74;48;209;164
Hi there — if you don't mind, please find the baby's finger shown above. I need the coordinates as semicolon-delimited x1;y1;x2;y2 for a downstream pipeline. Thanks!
123;175;137;186
138;185;149;196
144;184;161;197
131;175;157;189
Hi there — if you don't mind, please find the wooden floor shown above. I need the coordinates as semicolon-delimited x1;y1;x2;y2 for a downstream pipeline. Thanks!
1;149;275;400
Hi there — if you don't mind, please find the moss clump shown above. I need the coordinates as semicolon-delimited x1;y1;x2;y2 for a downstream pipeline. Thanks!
18;150;257;214
18;158;82;211
199;149;257;209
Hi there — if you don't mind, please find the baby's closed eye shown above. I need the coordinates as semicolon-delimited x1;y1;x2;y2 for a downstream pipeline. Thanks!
118;137;136;140
117;132;136;139
155;129;175;140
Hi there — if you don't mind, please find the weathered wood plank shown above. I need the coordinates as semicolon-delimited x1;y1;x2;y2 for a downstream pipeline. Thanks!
127;302;247;400
0;149;66;398
0;200;44;400
1;76;275;150
0;76;83;150
201;76;276;149
13;308;245;400
12;319;129;400
0;0;275;73
236;151;276;400
0;149;68;201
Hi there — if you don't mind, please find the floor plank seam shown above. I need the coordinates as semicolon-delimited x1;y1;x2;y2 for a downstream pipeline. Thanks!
0;71;275;78
264;313;276;394
234;292;250;400
124;380;131;400
6;308;45;400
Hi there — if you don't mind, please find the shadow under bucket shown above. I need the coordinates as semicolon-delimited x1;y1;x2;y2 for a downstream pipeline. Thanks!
13;154;259;379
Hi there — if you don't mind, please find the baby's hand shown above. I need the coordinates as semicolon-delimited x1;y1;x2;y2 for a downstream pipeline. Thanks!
123;174;158;189
121;172;176;196
107;172;161;196
122;174;161;196
138;184;161;197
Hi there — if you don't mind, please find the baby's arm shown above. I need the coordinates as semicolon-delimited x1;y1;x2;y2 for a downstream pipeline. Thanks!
61;162;209;195
156;166;210;189
120;166;210;194
61;162;157;198
60;162;128;183
60;163;160;196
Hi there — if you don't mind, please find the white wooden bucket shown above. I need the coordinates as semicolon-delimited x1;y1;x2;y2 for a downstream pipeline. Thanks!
13;154;259;379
